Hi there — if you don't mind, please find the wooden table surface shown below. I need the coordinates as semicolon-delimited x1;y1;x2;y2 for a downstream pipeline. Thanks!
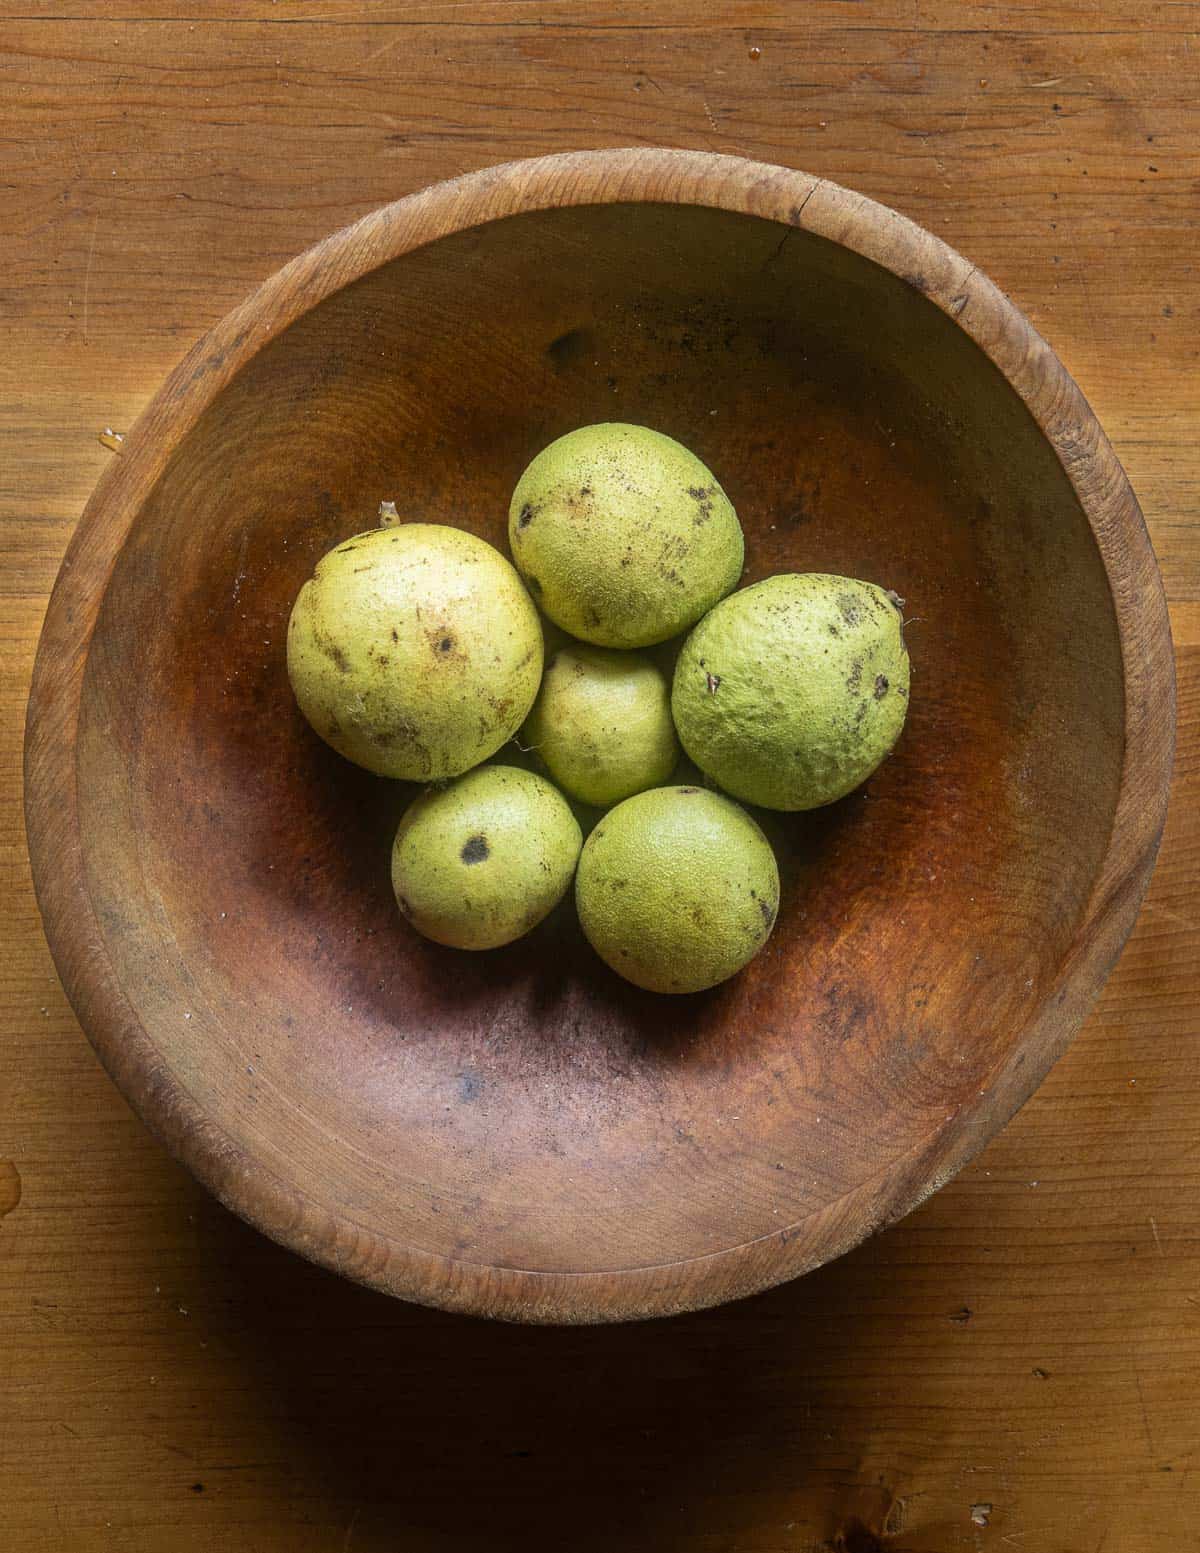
2;4;1197;1549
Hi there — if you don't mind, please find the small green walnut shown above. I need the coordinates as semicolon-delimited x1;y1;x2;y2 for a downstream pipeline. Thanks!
508;423;744;647
391;765;582;949
522;643;680;809
671;573;910;810
575;786;779;994
287;522;542;780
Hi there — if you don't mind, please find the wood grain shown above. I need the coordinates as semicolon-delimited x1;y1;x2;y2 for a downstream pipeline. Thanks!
3;2;1198;1548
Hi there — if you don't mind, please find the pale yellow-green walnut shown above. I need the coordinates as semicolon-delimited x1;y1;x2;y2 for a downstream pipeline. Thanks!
391;766;581;950
287;523;542;780
522;643;680;809
508;423;744;648
575;786;779;994
671;573;910;811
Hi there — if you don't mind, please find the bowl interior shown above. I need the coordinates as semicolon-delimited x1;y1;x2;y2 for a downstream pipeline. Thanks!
77;200;1123;1285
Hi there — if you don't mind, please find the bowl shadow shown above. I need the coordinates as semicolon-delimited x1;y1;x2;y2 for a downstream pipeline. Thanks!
206;1199;915;1553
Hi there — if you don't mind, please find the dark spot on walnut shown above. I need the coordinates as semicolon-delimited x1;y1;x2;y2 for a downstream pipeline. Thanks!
377;654;389;667
326;643;350;673
686;484;715;525
874;674;889;699
679;787;699;794
837;592;865;627
706;672;721;695
371;717;423;753
439;636;453;653
460;834;489;865
846;658;863;693
391;628;399;643
517;503;535;529
759;898;774;927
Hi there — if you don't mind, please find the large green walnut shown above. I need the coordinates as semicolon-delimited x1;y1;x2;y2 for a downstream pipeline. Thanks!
671;573;910;811
287;523;542;780
575;786;779;994
508;423;744;648
522;643;680;809
391;766;581;950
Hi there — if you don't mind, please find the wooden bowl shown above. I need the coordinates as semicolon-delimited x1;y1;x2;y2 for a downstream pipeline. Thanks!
25;150;1174;1323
